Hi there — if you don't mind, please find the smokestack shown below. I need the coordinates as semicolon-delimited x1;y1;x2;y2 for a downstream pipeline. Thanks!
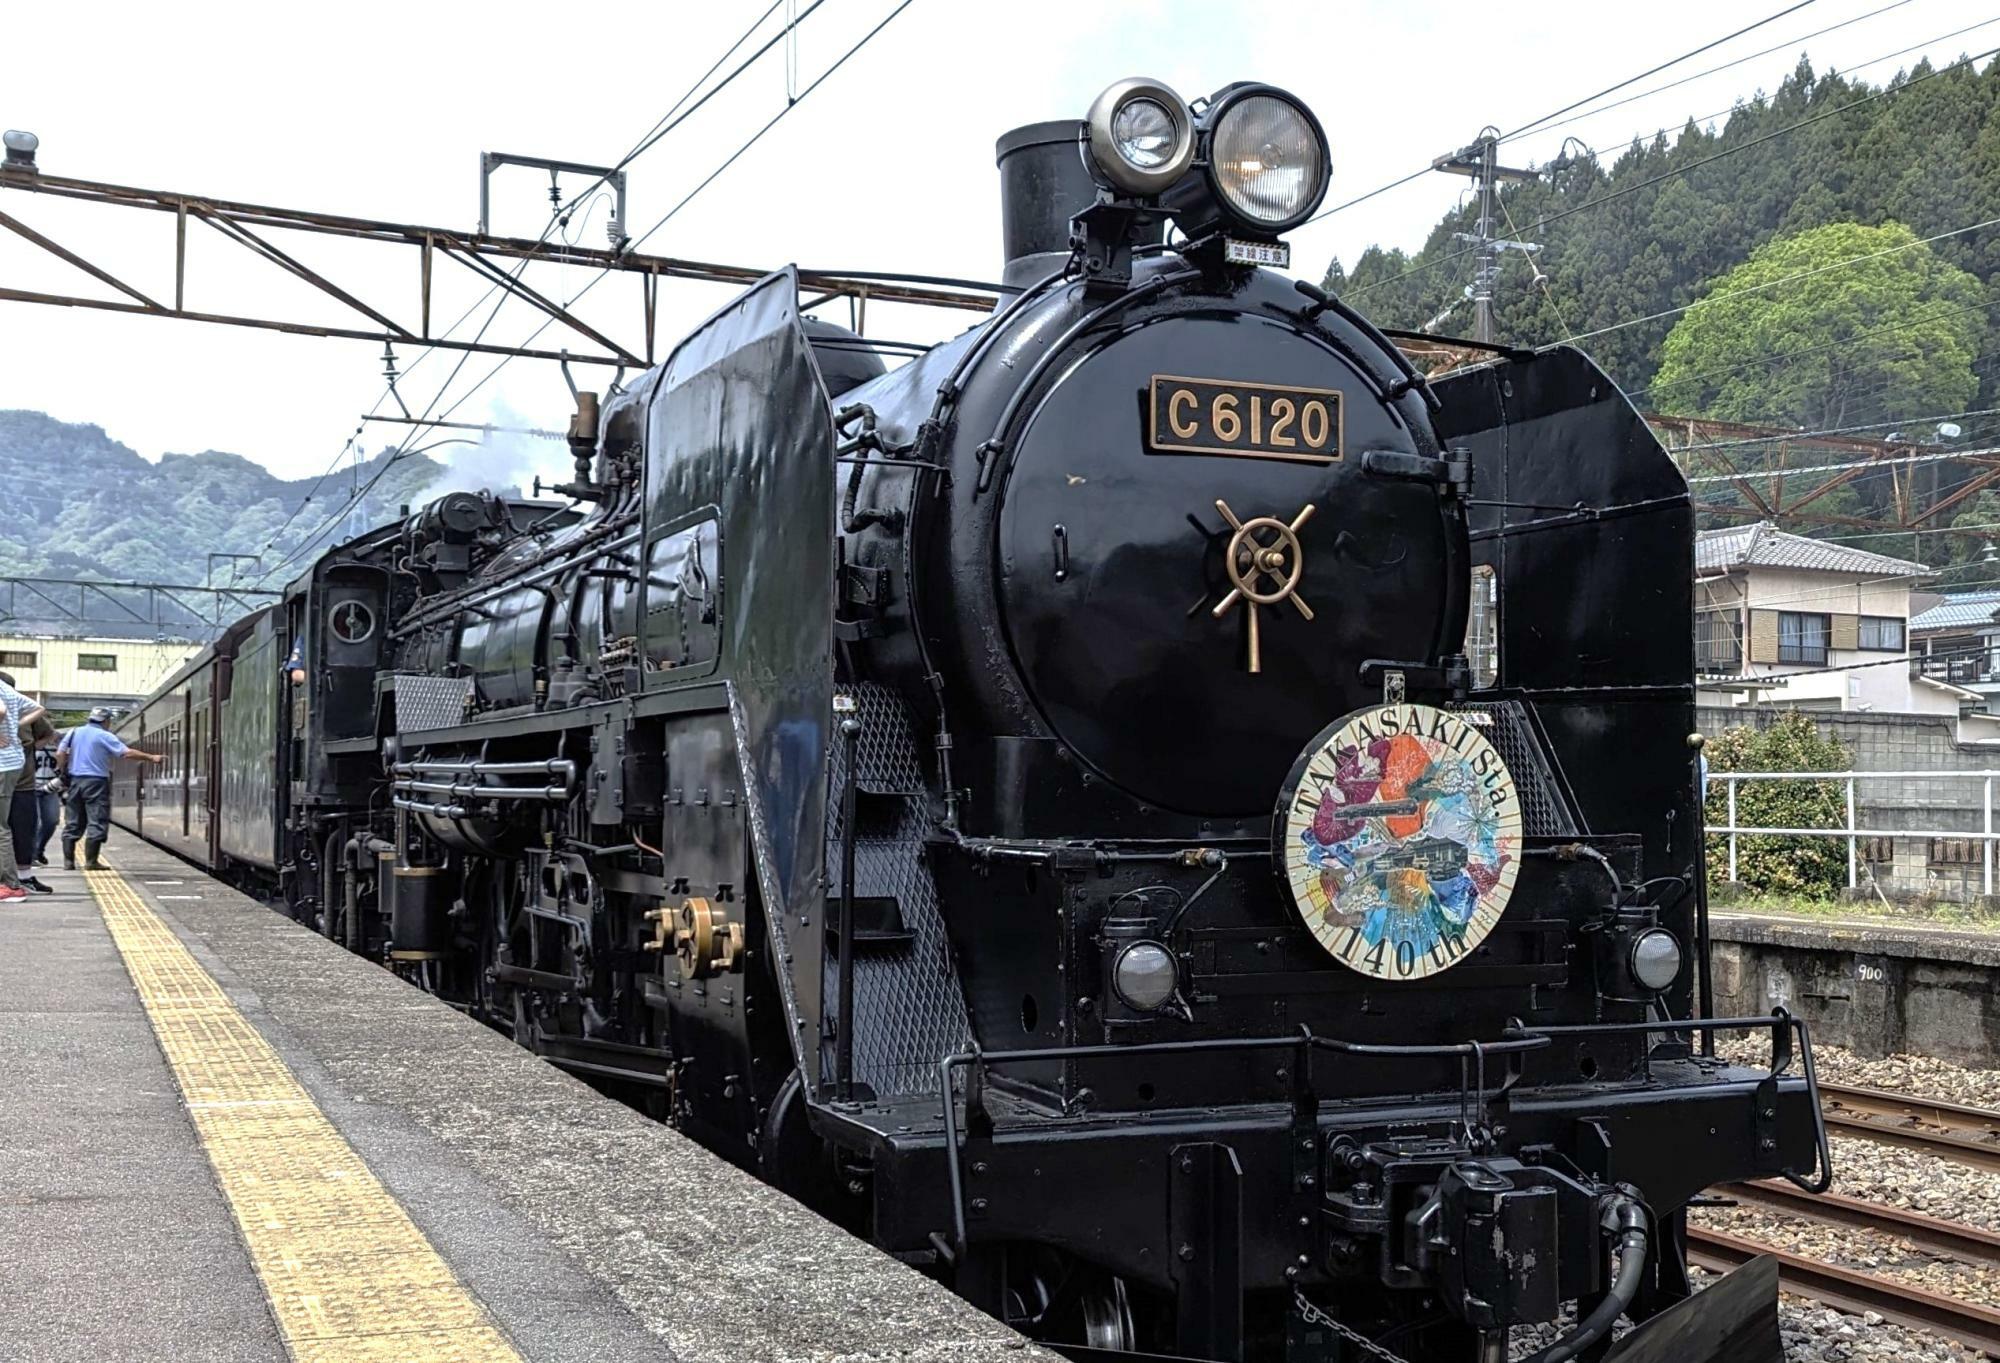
995;121;1165;291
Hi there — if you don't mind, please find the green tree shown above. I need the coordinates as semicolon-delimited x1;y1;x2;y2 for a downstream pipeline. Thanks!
1929;485;2000;588
1322;52;2000;423
1703;713;1851;899
1650;221;1986;429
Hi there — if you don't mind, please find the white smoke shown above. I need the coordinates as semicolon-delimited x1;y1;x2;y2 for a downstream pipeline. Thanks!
414;398;576;503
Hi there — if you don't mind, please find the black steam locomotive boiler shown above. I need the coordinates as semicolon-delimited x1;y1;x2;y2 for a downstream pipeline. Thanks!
116;76;1829;1362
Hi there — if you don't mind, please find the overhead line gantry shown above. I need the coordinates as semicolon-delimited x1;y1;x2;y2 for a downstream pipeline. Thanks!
0;163;999;370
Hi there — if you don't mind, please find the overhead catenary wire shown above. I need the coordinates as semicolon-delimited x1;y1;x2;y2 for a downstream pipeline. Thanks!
392;0;923;447
1511;6;2000;164
254;2;822;584
1351;45;2000;301
262;0;922;579
1671;406;2000;457
1501;0;1921;148
1499;0;1819;144
1716;637;2000;679
544;0;829;224
1819;519;2000;543
1304;0;1830;226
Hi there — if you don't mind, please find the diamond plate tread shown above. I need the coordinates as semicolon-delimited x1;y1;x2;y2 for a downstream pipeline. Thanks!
394;674;475;732
826;682;970;1097
81;866;523;1362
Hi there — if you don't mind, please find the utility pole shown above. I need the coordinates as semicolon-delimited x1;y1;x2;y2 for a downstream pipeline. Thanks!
1431;127;1541;343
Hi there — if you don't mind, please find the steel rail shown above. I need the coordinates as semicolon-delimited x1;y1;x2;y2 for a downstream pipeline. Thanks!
1687;1225;2000;1357
1727;1179;2000;1266
1819;1081;2000;1174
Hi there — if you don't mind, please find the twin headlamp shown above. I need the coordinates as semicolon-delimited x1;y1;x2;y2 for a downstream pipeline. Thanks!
1082;77;1330;239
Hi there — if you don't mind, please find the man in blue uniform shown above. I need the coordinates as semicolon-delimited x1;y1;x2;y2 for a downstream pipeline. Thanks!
56;708;162;870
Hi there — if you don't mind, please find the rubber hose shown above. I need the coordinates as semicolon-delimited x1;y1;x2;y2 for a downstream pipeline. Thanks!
1519;1200;1650;1363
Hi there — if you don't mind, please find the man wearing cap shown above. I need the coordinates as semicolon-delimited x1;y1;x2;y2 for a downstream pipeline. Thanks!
56;707;161;871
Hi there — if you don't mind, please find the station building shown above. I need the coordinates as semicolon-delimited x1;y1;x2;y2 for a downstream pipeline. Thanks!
0;632;204;711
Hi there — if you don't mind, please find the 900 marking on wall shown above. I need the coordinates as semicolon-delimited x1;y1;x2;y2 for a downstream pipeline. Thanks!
1147;375;1342;463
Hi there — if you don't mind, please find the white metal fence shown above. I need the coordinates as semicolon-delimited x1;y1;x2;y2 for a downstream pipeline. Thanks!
1708;769;2000;895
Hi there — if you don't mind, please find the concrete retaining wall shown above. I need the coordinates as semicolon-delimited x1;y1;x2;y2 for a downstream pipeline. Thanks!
1711;912;2000;1062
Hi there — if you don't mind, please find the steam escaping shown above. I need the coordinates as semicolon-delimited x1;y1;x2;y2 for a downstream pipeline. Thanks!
414;399;575;503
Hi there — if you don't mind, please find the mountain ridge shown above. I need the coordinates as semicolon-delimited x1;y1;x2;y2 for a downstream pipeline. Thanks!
0;408;445;591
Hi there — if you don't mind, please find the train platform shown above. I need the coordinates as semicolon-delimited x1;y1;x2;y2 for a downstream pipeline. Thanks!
1710;909;2000;1066
0;838;1044;1363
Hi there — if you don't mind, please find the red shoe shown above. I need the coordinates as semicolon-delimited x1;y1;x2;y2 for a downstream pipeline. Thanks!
0;886;27;902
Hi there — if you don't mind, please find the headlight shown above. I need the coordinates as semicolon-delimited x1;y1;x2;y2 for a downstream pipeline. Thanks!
1085;78;1195;196
1629;928;1684;992
1111;939;1180;1011
1206;87;1329;232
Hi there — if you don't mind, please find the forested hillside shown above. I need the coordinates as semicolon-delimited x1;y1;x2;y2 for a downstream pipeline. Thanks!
0;410;443;585
1330;54;2000;427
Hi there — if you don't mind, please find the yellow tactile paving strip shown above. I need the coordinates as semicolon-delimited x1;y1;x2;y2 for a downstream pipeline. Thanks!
83;865;524;1363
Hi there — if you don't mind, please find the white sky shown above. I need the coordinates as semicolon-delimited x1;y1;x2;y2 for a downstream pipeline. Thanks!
0;0;1991;499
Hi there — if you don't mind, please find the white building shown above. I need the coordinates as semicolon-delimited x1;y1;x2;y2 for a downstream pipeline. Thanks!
1695;523;2000;738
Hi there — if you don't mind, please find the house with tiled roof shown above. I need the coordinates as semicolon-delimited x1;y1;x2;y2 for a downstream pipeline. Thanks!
1694;522;1996;725
1911;589;2000;713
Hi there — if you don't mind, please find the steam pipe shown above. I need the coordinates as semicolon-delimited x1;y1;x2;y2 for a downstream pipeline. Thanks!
393;796;469;819
491;961;574;992
389;517;641;638
392;780;568;801
319;828;343;940
341;833;389;953
395;759;575;778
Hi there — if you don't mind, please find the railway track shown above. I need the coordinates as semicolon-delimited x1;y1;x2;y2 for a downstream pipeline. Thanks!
1684;1080;2000;1357
1688;1223;2000;1357
1818;1079;2000;1173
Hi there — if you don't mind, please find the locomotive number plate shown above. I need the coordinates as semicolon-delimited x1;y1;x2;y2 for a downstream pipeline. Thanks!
1148;376;1342;463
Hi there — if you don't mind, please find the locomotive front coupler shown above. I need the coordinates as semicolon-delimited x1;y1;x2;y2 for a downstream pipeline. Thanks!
1322;1138;1641;1337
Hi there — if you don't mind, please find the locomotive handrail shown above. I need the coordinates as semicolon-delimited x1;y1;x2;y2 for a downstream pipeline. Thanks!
933;1028;1555;1254
933;1010;1831;1254
394;758;576;777
972;269;1200;495
1503;1009;1834;1195
393;780;568;801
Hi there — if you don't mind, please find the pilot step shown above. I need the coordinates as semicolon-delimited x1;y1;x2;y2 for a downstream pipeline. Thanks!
0;840;1040;1363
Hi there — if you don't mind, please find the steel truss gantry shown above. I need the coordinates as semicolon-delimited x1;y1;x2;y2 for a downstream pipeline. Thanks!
0;165;998;371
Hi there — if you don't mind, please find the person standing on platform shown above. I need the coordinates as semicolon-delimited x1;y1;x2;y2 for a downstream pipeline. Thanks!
0;673;47;901
8;722;58;894
57;707;161;871
29;729;60;868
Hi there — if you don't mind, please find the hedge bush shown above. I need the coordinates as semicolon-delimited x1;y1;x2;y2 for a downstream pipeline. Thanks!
1703;712;1851;899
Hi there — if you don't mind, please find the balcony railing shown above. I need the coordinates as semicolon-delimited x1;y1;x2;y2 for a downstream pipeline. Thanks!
1919;654;1996;685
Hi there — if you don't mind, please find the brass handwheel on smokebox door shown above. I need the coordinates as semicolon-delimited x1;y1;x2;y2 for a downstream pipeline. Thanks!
1210;498;1316;673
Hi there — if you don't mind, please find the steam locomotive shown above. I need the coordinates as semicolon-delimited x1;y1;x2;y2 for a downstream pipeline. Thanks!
114;77;1829;1362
